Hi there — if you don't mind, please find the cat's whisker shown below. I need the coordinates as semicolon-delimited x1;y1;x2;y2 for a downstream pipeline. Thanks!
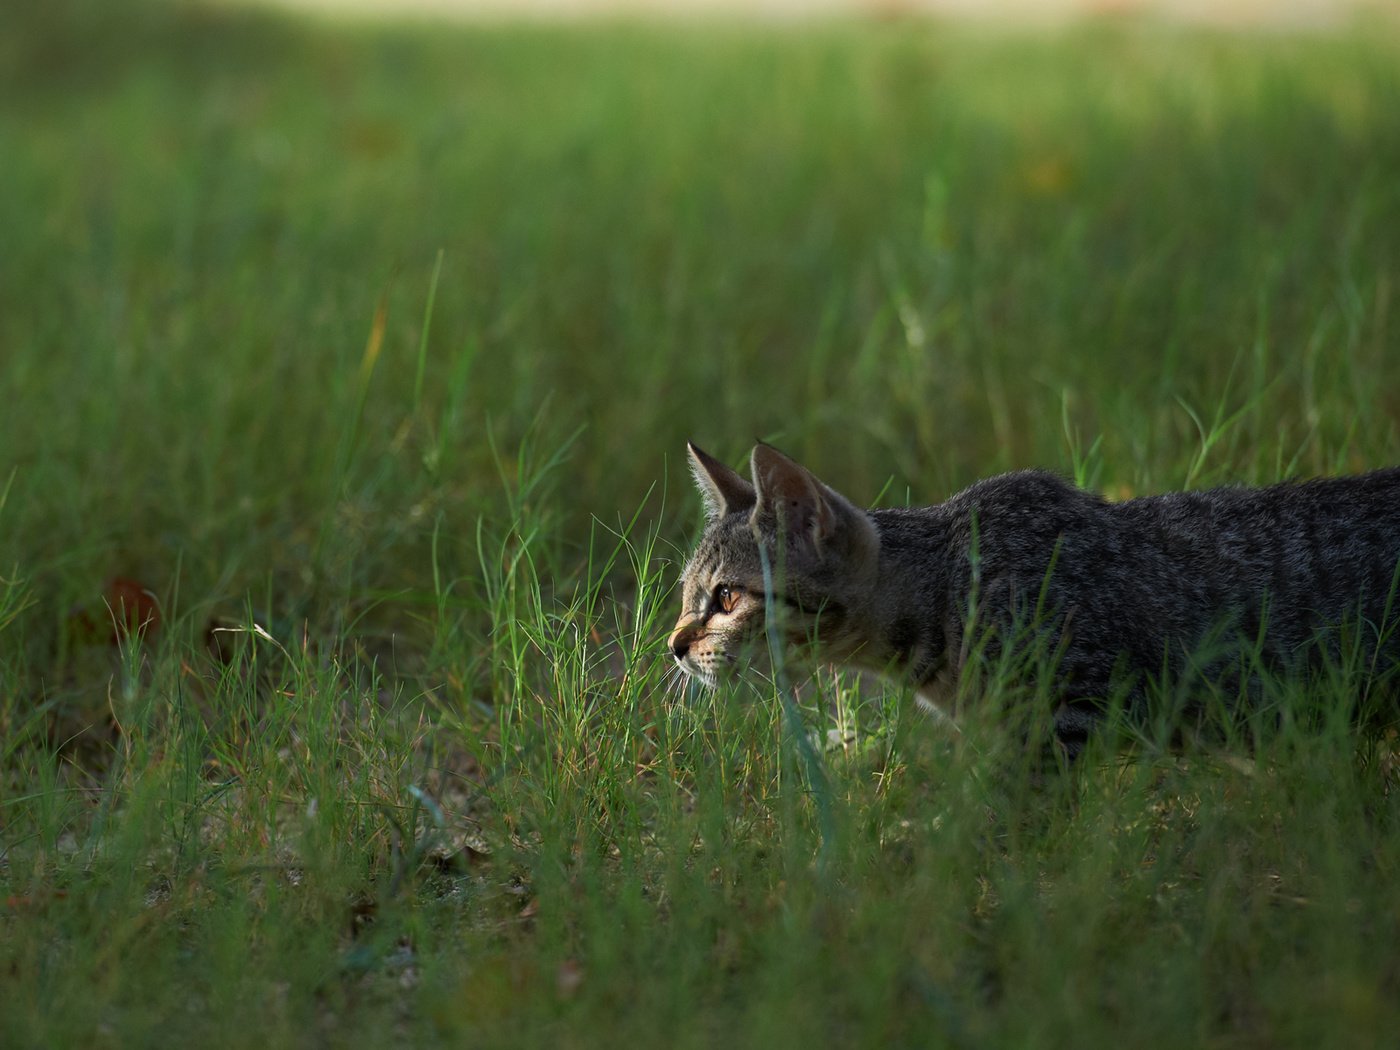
667;665;688;702
660;663;682;701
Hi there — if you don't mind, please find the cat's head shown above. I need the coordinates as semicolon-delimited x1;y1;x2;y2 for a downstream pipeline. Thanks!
668;442;880;687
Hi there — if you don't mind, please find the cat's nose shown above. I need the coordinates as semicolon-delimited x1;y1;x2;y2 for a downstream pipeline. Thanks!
669;624;695;661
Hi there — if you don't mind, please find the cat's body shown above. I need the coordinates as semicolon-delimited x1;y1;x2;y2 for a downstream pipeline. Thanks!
669;443;1400;754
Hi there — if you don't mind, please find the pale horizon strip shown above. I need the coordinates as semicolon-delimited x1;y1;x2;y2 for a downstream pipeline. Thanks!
244;0;1396;29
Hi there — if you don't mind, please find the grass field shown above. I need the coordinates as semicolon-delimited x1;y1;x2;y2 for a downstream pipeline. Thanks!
3;2;1400;1045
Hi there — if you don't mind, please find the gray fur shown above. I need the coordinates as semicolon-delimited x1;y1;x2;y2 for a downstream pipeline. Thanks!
670;444;1400;755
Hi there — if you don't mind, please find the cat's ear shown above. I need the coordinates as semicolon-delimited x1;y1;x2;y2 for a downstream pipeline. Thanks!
749;443;875;560
687;442;756;519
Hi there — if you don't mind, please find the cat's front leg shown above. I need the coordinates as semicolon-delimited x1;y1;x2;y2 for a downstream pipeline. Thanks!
914;665;960;718
1050;699;1105;763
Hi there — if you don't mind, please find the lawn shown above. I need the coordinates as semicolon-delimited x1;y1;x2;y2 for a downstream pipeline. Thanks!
2;2;1400;1046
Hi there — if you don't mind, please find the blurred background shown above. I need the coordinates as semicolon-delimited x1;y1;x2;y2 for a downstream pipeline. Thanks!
272;0;1384;25
4;0;1400;665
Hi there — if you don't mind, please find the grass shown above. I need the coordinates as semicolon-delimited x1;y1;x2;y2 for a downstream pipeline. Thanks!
3;2;1400;1045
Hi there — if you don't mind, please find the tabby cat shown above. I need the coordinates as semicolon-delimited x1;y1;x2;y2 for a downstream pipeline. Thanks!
669;442;1400;755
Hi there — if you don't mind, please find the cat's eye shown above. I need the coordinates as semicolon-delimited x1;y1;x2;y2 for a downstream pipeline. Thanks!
713;584;741;615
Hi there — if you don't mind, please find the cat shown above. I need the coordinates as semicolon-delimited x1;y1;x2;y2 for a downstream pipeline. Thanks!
669;442;1400;757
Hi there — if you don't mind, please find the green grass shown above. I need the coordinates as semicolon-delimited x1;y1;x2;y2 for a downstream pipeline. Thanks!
3;2;1400;1046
